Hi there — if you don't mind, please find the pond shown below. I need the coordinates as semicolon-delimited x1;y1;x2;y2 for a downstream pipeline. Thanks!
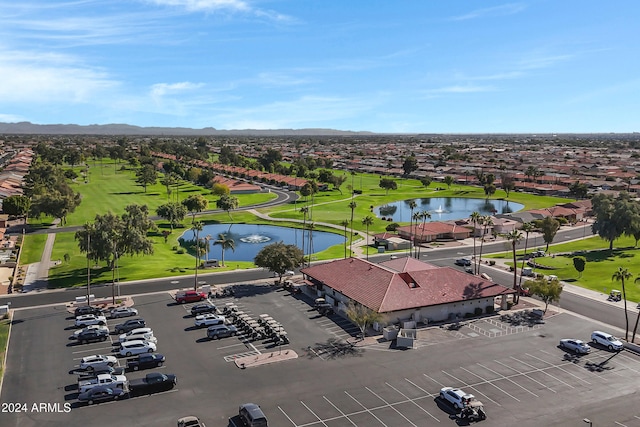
179;223;345;262
374;197;524;223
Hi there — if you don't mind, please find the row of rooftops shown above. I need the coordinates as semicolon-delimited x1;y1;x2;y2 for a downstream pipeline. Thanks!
0;149;34;199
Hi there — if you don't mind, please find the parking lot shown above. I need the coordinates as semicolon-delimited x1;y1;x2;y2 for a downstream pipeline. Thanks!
3;284;640;427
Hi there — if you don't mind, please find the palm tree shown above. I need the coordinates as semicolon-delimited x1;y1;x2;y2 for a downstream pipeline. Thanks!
477;216;493;273
506;230;523;303
408;200;417;257
612;267;632;341
361;215;374;261
204;234;212;261
470;211;481;274
306;222;315;267
191;221;203;291
632;277;640;343
416;210;431;259
213;233;235;267
348;201;357;256
412;211;422;258
300;206;309;261
518;222;535;288
340;219;349;258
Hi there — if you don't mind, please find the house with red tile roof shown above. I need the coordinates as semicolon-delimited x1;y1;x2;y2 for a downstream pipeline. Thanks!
396;221;471;243
301;257;514;324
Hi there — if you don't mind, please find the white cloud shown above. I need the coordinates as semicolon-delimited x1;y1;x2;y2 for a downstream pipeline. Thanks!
146;0;293;21
0;48;119;103
0;113;25;122
451;3;526;21
425;85;495;95
150;81;205;97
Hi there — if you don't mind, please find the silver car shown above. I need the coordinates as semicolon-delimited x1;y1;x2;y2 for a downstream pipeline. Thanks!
559;339;591;354
110;307;139;318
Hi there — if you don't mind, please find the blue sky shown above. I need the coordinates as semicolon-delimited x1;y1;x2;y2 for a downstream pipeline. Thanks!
1;1;638;133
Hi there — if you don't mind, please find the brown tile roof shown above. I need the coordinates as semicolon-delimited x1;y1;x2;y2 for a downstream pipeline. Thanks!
301;257;513;313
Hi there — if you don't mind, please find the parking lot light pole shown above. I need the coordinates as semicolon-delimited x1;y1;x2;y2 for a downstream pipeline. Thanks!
583;418;592;426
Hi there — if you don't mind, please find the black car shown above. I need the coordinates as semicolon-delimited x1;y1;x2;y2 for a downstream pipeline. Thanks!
190;303;217;316
126;353;166;371
77;386;127;405
115;318;146;334
129;372;177;394
74;306;103;317
76;329;109;344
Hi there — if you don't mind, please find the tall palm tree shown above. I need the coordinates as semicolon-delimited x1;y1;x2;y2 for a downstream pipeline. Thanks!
361;215;374;261
506;230;523;303
477;216;493;273
612;267;632;340
306;222;315;267
204;234;212;261
191;221;203;290
408;200;417;257
470;211;481;274
518;222;535;287
348;201;357;256
412;211;422;258
213;233;235;267
340;219;349;258
417;210;431;259
300;206;309;261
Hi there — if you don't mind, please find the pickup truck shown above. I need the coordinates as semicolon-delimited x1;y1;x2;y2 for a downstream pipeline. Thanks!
78;373;128;394
128;372;176;395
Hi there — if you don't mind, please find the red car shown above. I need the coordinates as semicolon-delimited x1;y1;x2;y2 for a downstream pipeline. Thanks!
175;290;207;304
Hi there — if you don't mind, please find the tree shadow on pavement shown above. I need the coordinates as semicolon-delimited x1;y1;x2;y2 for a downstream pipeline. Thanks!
304;338;364;359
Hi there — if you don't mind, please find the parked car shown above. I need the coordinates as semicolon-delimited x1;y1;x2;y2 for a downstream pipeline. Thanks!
78;373;128;394
206;324;237;340
115;318;146;334
110;306;139;318
75;314;107;327
238;403;268;427
77;385;127;405
74;306;103;317
194;313;226;328
71;325;109;340
455;258;471;266
177;416;206;427
591;331;624;351
175;290;207;304
273;270;294;277
79;354;118;371
77;328;110;344
77;366;125;380
118;327;154;343
129;372;177;394
126;353;165;371
118;340;157;357
439;387;475;410
559;339;591;354
190;303;217;316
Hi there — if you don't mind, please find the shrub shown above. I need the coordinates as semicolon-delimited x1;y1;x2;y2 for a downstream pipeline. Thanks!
486;305;494;314
172;245;178;251
353;189;362;194
474;307;483;316
386;223;399;232
464;312;474;319
176;248;185;254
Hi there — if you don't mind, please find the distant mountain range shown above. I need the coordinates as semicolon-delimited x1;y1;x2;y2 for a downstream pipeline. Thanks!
0;122;375;136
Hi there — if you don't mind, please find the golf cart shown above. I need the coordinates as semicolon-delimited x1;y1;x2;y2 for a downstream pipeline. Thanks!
608;290;622;302
314;298;334;315
459;400;487;422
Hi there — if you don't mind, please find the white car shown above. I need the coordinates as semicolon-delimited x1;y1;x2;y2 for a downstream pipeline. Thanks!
118;340;156;357
559;339;591;354
75;314;107;327
110;306;139;318
118;327;154;343
591;331;624;351
194;313;226;328
72;325;109;339
79;354;118;370
273;270;295;277
440;387;475;409
119;331;157;344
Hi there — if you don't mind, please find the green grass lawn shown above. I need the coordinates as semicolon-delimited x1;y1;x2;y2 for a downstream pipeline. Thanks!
19;234;47;264
492;234;640;302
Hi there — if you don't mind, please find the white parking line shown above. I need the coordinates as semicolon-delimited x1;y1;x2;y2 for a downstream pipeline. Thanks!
300;401;329;427
523;353;588;385
366;386;418;427
278;406;299;426
404;378;432;395
511;354;578;388
456;367;503;406
423;373;444;387
615;422;628;426
322;396;358;426
491;360;556;394
472;365;523;401
385;382;440;422
345;390;388;427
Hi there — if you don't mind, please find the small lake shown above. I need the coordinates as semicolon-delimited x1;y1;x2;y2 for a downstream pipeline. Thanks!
374;198;524;222
179;224;345;262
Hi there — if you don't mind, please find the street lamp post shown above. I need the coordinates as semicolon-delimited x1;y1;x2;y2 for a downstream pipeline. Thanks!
583;418;592;427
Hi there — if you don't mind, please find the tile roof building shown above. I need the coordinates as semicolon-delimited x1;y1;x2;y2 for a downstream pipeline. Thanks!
301;257;514;324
